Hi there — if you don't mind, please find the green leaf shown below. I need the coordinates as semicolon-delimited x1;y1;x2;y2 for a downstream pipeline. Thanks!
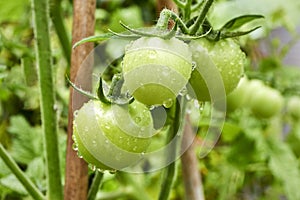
7;116;43;164
220;26;262;39
0;174;28;195
267;139;300;200
220;15;264;31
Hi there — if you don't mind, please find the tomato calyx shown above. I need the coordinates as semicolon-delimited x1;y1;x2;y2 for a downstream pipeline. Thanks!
67;74;134;106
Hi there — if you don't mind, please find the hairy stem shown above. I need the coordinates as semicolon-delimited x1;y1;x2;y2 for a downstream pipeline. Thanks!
189;0;214;35
31;0;63;199
50;0;71;64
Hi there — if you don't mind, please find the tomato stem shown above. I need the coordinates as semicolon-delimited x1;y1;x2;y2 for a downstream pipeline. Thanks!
156;9;189;34
31;0;63;198
189;0;214;35
87;171;104;200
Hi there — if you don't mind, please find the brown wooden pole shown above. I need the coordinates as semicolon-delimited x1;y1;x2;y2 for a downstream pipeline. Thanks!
64;0;96;199
181;117;205;200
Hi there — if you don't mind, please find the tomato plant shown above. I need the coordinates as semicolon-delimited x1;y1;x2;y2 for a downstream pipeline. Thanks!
122;37;192;106
73;99;154;171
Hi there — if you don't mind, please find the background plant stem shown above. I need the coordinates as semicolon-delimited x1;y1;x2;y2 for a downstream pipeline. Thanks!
87;171;104;200
0;144;45;200
50;0;71;65
64;0;96;199
31;0;63;199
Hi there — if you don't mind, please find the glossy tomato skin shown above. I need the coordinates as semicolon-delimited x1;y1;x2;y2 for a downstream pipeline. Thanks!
189;38;245;101
73;100;154;171
122;37;192;106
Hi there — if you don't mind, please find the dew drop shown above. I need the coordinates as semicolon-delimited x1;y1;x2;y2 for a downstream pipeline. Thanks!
149;105;156;110
77;151;83;158
53;104;58;111
179;87;188;96
186;94;192;101
163;98;174;108
192;61;197;70
148;50;157;59
74;110;79;117
89;164;96;171
135;116;142;123
133;146;137;151
108;169;117;174
72;134;77;142
72;143;78;151
141;152;145;157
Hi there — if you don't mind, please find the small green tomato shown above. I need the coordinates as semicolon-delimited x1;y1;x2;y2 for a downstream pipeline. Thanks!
189;38;245;101
122;37;192;106
73;100;154;171
250;87;283;118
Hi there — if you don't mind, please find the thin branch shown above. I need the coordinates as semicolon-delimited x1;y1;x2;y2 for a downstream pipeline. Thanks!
87;171;104;200
189;0;214;35
0;144;45;200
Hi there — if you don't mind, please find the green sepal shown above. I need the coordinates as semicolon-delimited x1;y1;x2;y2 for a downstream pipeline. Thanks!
72;33;114;48
220;26;262;39
220;14;264;32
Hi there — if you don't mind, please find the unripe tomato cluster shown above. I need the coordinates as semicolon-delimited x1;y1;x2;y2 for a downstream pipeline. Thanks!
72;36;247;171
227;77;284;118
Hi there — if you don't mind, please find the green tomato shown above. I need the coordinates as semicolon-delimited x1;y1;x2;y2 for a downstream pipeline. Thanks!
73;100;154;171
122;37;192;106
189;38;245;101
226;77;249;111
250;86;283;118
286;96;300;119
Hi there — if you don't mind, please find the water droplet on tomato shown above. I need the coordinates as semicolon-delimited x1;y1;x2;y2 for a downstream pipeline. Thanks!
89;164;96;171
77;151;83;158
186;94;192;101
192;61;197;70
115;153;121;161
74;110;79;117
108;169;117;174
179;87;187;96
163;98;174;108
53;104;58;111
149;105;156;110
148;50;157;59
72;145;78;152
135;116;142;123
